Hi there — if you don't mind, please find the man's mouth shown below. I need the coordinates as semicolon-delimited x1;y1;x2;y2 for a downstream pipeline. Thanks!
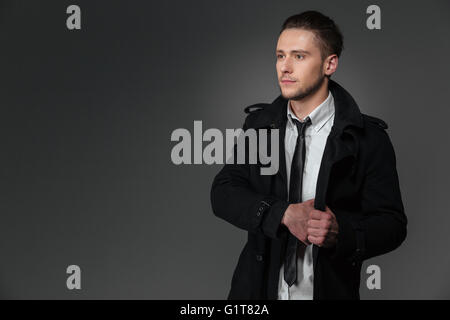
281;79;296;84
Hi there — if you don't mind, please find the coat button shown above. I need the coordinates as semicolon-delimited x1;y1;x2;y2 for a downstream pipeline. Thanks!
256;254;263;262
256;206;264;217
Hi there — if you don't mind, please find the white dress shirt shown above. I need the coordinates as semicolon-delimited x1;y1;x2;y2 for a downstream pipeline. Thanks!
278;90;335;300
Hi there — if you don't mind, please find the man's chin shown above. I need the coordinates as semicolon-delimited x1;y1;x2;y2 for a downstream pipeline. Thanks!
281;90;303;100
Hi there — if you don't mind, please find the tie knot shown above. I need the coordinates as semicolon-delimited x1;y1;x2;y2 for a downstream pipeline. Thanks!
292;117;312;136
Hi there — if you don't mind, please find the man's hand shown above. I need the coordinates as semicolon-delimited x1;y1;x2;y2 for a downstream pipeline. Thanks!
307;205;339;248
281;199;315;245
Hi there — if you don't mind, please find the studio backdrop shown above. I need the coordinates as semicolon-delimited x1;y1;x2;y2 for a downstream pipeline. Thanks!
1;0;449;299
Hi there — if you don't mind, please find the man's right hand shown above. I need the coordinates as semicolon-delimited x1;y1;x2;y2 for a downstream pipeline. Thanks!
281;199;315;245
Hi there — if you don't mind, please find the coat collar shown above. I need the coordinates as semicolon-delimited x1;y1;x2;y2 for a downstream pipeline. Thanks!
263;79;364;133
286;90;335;133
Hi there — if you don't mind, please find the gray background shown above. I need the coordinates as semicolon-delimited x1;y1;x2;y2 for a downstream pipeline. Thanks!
1;0;449;299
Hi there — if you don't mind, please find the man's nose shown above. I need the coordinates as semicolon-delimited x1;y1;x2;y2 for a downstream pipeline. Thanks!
280;57;293;73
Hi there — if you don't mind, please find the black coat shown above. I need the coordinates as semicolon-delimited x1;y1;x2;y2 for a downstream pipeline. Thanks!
210;80;407;300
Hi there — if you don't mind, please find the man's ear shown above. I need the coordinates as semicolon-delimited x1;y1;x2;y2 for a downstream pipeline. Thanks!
324;54;338;77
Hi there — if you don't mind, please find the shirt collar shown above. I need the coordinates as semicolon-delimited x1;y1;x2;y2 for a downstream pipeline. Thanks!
286;90;335;133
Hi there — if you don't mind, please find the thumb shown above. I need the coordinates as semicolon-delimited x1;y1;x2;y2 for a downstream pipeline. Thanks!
325;205;335;217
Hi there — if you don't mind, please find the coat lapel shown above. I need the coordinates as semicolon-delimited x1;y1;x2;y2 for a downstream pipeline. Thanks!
311;125;359;268
311;80;364;270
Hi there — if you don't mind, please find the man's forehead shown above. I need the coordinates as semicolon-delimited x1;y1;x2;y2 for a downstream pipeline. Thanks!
276;28;319;53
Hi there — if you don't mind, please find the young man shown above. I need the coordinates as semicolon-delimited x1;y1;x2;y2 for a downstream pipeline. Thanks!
210;11;407;300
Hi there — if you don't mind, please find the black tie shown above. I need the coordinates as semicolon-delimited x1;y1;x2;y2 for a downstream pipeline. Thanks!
284;116;312;287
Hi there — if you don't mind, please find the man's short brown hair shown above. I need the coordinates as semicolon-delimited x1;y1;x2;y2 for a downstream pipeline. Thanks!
280;11;344;61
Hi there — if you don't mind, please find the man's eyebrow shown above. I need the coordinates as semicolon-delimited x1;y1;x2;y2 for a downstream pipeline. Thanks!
276;49;311;55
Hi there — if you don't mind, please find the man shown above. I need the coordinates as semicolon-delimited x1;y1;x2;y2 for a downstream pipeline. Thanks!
210;11;407;300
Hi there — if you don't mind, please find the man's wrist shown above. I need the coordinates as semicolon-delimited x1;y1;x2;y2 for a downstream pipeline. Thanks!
280;204;292;227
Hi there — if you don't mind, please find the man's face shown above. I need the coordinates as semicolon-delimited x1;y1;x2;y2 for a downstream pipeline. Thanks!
276;28;327;100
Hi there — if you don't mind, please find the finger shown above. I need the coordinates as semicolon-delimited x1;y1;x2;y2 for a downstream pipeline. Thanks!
320;210;333;222
303;199;315;208
309;210;323;220
325;206;336;217
307;235;325;246
307;227;327;237
307;219;322;228
308;219;330;229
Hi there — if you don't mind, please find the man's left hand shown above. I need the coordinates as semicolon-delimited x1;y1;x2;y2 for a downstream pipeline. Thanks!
307;205;339;248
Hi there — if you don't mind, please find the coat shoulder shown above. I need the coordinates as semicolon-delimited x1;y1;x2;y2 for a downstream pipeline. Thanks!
244;103;268;114
362;113;388;130
242;103;273;128
359;113;395;160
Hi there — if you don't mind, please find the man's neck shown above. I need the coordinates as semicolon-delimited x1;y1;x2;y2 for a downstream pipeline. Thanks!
289;80;329;120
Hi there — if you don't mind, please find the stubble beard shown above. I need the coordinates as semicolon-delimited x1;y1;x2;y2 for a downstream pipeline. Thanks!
280;69;326;101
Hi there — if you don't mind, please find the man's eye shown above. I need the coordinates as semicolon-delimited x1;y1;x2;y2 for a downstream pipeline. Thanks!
277;54;284;59
296;54;304;59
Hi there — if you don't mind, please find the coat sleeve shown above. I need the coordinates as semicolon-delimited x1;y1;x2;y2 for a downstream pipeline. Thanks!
210;117;289;240
327;129;408;263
